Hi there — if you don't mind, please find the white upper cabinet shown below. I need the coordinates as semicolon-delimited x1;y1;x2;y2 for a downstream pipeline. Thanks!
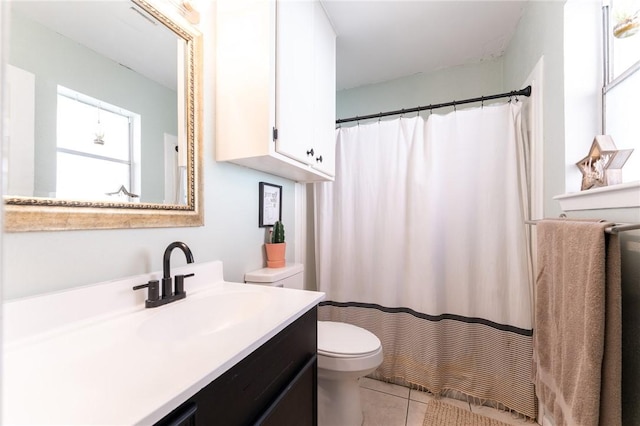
216;0;337;182
311;1;337;176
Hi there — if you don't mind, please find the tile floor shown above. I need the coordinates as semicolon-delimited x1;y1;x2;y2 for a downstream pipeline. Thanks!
359;377;536;426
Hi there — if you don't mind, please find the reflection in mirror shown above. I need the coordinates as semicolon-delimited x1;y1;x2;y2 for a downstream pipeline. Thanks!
55;87;144;203
4;0;203;231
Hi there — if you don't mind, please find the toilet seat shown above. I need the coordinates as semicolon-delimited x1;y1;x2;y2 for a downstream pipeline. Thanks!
318;321;381;358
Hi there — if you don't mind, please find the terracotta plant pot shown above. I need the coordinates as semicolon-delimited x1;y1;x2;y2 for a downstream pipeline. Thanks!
265;242;286;268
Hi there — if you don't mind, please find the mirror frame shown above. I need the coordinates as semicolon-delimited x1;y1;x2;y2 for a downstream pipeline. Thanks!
4;0;203;232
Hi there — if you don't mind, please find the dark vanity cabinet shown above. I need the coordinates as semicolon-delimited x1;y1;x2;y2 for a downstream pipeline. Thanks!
156;306;318;426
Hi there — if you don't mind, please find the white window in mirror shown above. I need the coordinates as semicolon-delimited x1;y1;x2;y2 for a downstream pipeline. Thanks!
56;87;142;202
610;0;640;76
603;0;640;182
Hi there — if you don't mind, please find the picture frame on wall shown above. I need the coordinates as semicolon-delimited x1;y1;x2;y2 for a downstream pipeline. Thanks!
259;182;282;227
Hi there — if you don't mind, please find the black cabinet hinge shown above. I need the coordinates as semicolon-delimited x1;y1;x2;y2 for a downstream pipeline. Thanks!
272;127;278;141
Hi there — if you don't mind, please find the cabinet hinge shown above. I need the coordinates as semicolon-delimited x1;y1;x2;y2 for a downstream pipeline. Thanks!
272;127;278;142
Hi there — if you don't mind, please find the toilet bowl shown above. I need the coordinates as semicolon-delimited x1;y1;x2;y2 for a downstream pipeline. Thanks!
244;264;383;426
317;321;383;426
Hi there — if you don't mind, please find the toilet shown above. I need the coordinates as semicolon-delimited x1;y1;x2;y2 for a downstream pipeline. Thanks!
245;264;383;426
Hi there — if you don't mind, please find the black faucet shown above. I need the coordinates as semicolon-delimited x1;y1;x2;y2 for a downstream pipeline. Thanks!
162;241;195;298
133;241;195;308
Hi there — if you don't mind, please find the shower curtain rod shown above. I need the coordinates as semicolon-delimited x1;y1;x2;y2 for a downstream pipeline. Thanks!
525;220;640;234
336;85;532;124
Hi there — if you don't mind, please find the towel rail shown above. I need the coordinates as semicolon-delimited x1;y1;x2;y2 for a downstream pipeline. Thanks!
525;220;640;234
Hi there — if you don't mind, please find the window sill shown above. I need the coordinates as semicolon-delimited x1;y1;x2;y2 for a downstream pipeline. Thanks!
553;181;640;211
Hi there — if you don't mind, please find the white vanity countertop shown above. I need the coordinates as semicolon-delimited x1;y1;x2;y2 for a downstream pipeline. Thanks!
2;261;325;425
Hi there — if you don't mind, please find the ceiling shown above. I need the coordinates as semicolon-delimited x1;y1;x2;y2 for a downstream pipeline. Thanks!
12;1;527;93
320;1;528;91
10;1;179;91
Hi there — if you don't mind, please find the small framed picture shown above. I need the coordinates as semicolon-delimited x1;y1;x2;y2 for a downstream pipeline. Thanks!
259;182;282;227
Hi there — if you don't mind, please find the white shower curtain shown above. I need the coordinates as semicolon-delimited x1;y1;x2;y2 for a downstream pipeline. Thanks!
315;102;536;418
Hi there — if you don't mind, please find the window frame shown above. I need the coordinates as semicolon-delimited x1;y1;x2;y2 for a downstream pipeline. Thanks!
602;0;640;132
55;86;139;202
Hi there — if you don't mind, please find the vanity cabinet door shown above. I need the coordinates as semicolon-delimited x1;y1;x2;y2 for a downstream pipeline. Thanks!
155;403;197;426
257;355;317;426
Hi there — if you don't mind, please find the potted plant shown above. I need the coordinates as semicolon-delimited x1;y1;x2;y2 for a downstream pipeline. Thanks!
265;221;286;268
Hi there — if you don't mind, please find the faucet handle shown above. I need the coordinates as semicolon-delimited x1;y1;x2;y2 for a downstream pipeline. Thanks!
133;280;160;302
175;273;194;296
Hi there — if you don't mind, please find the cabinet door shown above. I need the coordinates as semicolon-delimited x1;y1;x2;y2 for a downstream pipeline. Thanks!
216;0;276;161
275;0;315;166
155;403;197;426
310;1;336;176
255;355;317;426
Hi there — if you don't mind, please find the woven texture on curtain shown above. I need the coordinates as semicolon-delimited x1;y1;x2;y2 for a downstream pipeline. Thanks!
315;103;535;418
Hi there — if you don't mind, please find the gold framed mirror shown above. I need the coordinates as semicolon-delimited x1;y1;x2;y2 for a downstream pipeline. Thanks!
3;0;203;232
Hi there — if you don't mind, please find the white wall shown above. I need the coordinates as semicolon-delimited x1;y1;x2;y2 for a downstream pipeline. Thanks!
337;59;504;123
502;0;567;218
562;0;603;194
2;2;297;300
502;0;605;212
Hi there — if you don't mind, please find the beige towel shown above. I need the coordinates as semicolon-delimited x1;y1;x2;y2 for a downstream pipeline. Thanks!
533;219;621;426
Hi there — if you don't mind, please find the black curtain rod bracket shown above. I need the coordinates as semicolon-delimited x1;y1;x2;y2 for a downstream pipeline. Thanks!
336;85;532;125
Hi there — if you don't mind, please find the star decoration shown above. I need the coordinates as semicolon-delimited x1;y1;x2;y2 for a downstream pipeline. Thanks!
576;135;634;190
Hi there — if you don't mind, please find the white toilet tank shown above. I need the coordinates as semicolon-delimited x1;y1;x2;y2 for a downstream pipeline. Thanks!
244;263;304;289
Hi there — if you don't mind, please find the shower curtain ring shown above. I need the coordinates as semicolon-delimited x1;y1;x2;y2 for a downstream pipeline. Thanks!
378;112;382;123
481;96;484;108
453;101;457;112
429;104;433;116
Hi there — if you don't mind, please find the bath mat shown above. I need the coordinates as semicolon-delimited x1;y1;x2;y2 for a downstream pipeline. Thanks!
423;400;512;426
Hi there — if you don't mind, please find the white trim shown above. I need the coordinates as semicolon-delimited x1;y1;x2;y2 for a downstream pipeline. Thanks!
1;0;7;417
522;58;545;426
523;56;545;221
603;58;640;93
554;181;640;211
294;182;306;266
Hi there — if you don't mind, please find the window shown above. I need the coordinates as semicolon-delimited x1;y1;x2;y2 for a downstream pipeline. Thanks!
56;87;140;202
603;0;640;182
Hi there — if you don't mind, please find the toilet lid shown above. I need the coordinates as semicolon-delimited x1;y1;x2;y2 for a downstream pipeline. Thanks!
317;321;381;358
